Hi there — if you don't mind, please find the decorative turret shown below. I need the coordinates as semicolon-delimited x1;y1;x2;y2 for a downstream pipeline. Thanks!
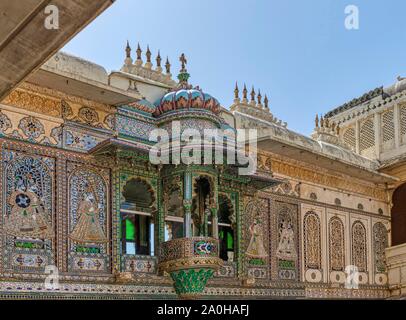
124;40;132;66
312;114;346;147
120;42;176;87
234;82;240;104
135;43;142;66
145;45;152;69
242;84;248;103
165;56;171;77
250;86;256;105
156;50;162;72
230;82;287;128
264;94;269;110
257;89;262;108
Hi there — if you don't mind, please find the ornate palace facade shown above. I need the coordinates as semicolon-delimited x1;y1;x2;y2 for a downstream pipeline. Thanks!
0;43;404;299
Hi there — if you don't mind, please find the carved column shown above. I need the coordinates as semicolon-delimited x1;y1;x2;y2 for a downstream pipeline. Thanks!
183;171;193;237
211;208;219;239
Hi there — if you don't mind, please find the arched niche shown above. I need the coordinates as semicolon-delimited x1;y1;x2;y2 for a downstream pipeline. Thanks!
392;183;406;246
120;177;156;256
121;177;156;214
191;174;216;236
218;194;235;261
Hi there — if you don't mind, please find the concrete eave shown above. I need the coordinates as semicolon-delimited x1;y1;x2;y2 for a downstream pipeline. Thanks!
0;0;114;100
26;66;142;106
257;135;398;185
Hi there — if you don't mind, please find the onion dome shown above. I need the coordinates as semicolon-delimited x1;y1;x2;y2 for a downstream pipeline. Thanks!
128;99;156;114
153;54;221;117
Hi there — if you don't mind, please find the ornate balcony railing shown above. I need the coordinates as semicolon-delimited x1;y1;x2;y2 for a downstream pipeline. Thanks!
159;237;223;299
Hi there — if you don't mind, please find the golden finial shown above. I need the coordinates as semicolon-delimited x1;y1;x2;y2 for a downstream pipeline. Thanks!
179;53;187;73
315;114;319;128
165;57;171;74
264;95;269;109
257;89;262;106
156;50;162;67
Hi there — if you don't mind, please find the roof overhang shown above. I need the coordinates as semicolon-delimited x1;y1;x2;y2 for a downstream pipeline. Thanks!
0;0;114;100
26;67;141;106
257;136;398;185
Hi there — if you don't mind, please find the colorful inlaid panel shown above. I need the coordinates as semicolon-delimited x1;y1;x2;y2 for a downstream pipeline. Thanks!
1;148;55;273
67;162;110;274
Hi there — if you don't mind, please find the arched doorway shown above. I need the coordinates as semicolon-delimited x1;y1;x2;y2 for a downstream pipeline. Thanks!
217;194;235;261
392;183;406;246
120;178;155;256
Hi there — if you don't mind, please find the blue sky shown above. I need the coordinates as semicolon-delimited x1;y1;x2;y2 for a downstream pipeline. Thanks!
63;0;406;135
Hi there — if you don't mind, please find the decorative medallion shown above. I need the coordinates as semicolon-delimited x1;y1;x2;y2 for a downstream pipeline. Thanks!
78;106;99;125
0;110;12;133
18;116;45;141
61;100;73;119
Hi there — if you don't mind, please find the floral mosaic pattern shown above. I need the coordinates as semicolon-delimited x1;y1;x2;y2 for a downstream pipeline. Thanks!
329;217;345;271
18;116;45;141
67;164;110;273
65;130;101;151
373;222;388;273
352;221;367;273
303;211;321;270
2;150;54;272
0;111;12;133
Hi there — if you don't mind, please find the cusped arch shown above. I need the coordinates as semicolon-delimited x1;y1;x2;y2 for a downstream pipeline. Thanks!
121;177;157;214
351;220;367;272
303;211;321;270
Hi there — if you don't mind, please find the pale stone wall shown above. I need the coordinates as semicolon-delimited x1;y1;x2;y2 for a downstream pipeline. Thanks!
386;243;406;297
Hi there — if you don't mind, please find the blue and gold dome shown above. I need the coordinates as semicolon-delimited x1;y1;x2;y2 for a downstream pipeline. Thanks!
153;54;221;117
154;88;220;116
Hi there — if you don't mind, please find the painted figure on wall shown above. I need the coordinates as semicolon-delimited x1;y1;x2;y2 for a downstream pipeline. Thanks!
4;174;52;239
70;183;108;243
246;216;267;258
276;220;296;260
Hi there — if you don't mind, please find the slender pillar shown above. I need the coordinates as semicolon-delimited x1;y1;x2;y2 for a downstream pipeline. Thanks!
183;200;192;237
183;172;193;238
211;208;219;239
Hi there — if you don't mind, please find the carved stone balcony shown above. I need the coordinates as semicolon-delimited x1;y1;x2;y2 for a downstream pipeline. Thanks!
158;237;223;299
